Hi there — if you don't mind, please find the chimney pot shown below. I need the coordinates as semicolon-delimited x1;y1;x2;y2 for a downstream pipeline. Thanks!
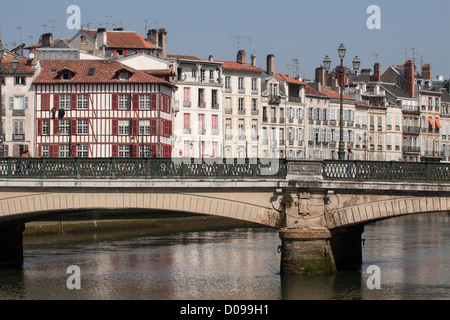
237;50;247;64
267;54;275;76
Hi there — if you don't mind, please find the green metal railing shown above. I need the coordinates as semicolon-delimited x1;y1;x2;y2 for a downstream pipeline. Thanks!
0;157;287;179
322;160;450;182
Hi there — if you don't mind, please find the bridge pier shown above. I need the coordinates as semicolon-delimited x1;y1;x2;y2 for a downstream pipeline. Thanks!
0;224;25;268
330;225;364;271
279;227;336;275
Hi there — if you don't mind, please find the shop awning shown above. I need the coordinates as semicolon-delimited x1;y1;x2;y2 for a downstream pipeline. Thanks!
428;117;435;127
435;117;441;128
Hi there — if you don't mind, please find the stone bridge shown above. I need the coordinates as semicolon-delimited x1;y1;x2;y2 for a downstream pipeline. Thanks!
1;157;449;274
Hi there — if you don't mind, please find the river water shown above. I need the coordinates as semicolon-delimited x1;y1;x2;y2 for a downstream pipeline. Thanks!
0;212;449;300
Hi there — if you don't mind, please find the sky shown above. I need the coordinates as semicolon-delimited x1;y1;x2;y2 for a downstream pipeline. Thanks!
1;0;450;80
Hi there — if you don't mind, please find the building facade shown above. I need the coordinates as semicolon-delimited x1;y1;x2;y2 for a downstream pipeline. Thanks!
32;59;175;158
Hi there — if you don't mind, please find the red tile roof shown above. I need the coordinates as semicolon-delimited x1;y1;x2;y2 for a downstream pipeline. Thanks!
24;39;70;50
217;60;264;72
275;74;307;85
320;87;354;101
305;85;329;97
33;60;176;87
0;58;35;72
84;30;158;49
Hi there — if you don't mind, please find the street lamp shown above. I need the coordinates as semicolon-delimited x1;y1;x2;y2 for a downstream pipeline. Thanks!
323;44;360;160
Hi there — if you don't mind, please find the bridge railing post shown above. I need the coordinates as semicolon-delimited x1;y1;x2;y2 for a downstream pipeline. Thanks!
146;158;152;179
111;158;116;179
7;158;12;179
76;158;81;179
41;158;47;179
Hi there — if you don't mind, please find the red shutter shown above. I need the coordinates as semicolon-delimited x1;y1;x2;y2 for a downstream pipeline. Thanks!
53;119;60;134
150;119;157;136
71;94;77;110
150;143;157;157
71;119;77;135
112;144;118;157
150;93;157;110
168;120;172;136
38;145;42;157
132;94;139;110
51;145;60;158
53;94;60;109
37;120;43;135
112;94;118;110
70;144;77;157
112;119;118;135
41;94;50;111
130;144;138;158
131;119;138;136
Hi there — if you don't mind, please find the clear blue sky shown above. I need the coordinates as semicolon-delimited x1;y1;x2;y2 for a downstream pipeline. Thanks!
1;0;450;80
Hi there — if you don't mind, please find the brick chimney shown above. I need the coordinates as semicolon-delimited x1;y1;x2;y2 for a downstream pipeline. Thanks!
237;50;247;64
405;60;415;97
266;54;275;76
40;33;53;47
335;68;346;88
251;54;256;67
158;28;167;58
373;63;381;82
422;64;432;80
315;66;326;87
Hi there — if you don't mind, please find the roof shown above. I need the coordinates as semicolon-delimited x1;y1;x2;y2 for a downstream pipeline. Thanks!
33;60;176;87
24;39;70;50
275;74;307;85
83;30;158;49
305;85;329;98
320;87;354;101
378;83;413;99
0;58;35;73
217;60;264;73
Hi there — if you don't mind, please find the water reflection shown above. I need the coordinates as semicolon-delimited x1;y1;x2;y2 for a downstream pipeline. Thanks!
0;212;449;300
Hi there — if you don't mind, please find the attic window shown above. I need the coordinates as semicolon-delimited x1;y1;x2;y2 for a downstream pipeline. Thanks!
61;72;72;80
50;69;58;73
119;71;129;80
87;68;96;77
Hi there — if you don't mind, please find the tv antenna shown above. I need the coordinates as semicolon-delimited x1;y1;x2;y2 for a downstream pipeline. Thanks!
230;35;247;51
373;53;379;63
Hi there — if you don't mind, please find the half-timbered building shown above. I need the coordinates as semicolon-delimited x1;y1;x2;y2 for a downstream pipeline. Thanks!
32;59;176;158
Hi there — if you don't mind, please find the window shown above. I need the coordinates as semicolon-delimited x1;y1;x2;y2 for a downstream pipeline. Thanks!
238;77;244;92
60;120;70;135
252;99;257;113
77;94;88;109
77;145;88;157
238;98;244;113
118;120;130;135
60;145;70;158
183;88;190;103
42;120;50;135
77;119;89;135
139;120;151;135
238;119;245;138
140;94;151;110
13;120;24;134
225;76;231;90
198;89;205;106
198;114;205;132
119;72;129;80
140;145;151;158
183;113;190;130
119;94;131;110
184;141;191;158
60;94;71;109
118;145;129;157
211;115;218;131
9;96;28;110
15;77;26;85
212;141;218;158
42;145;50;158
251;78;257;92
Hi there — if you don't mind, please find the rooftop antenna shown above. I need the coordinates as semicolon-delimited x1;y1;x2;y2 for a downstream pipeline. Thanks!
49;19;59;34
291;58;300;78
42;24;47;33
410;47;416;65
248;38;255;55
373;53;379;63
16;26;22;43
105;16;112;30
154;20;161;30
230;35;247;51
28;34;33;44
143;19;150;33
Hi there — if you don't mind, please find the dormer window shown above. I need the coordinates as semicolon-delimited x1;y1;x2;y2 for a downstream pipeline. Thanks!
119;72;129;80
56;68;76;81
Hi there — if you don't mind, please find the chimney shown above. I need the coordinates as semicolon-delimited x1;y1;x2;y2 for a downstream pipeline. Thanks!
405;60;415;97
209;55;214;61
315;66;326;87
40;33;53;47
266;54;275;76
237;50;247;64
422;64;432;80
96;28;107;47
158;28;167;58
373;63;381;82
251;54;256;67
335;68;347;88
147;29;158;47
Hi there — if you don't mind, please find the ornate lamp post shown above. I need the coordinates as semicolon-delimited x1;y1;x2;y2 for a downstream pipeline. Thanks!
323;44;360;160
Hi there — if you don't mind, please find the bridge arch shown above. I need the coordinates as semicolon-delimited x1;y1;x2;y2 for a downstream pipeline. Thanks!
0;191;281;228
325;195;450;229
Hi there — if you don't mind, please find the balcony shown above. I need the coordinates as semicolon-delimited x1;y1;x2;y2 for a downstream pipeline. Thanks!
12;134;25;141
402;105;420;114
271;117;277;124
403;146;420;154
225;108;232;114
403;126;421;135
269;96;280;104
